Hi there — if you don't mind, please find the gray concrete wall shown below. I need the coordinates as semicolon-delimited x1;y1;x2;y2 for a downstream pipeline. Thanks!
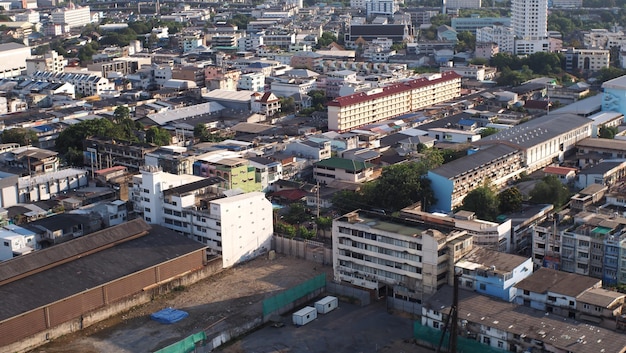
272;236;332;265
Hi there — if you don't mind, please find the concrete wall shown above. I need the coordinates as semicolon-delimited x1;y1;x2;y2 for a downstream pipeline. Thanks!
273;236;332;265
326;281;371;306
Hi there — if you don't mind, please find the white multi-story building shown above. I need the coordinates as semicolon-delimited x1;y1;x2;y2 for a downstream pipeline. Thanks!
238;32;265;52
350;0;367;9
365;0;397;17
0;226;36;261
476;25;515;54
131;168;273;268
25;50;67;75
51;6;91;30
333;210;474;299
327;72;461;132
446;0;482;9
238;72;265;92
14;10;40;24
511;0;549;54
30;71;114;96
564;48;610;74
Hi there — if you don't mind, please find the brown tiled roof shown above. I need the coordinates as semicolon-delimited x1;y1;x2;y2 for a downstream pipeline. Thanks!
327;72;460;108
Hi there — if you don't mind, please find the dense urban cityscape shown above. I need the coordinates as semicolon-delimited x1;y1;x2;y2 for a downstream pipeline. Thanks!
0;0;625;351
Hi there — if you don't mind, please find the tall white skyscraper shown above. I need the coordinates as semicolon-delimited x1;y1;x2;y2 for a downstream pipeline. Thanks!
511;0;549;54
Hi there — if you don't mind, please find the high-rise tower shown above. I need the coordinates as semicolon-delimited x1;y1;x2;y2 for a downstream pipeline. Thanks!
511;0;549;54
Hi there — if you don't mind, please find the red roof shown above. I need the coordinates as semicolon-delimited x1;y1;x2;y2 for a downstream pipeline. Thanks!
271;189;307;201
94;166;127;175
327;71;461;108
257;92;279;103
543;166;577;176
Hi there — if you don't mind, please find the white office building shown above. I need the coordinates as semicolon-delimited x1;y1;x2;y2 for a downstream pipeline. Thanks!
511;0;549;54
238;72;265;92
131;168;273;268
365;0;397;17
51;6;91;30
476;25;515;54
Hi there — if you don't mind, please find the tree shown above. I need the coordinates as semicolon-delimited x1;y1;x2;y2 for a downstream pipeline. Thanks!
113;105;130;122
461;185;499;221
0;128;39;146
194;123;211;142
596;67;626;83
332;190;368;213
146;126;171;146
599;126;618;139
480;127;499;137
529;175;570;208
283;203;310;224
308;89;327;109
280;96;296;113
498;187;523;213
317;31;337;48
366;162;435;212
455;31;475;52
56;118;116;154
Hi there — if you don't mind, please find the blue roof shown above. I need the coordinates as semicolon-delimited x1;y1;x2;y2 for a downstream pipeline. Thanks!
248;62;273;68
458;119;476;126
32;125;54;132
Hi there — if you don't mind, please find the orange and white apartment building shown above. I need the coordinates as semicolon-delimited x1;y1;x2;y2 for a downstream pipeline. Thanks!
327;71;461;132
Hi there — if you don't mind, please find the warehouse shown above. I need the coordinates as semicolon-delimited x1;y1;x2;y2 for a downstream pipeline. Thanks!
0;218;215;353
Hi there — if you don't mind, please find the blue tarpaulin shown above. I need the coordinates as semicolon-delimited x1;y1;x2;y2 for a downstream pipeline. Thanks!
151;308;189;324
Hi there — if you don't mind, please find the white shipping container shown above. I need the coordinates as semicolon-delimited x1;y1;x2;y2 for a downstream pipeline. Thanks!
314;296;338;314
292;306;317;326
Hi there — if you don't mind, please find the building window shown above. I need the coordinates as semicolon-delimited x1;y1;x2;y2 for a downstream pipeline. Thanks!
433;321;439;329
3;241;8;247
145;217;151;222
483;337;491;345
479;283;486;290
497;341;504;349
523;290;530;295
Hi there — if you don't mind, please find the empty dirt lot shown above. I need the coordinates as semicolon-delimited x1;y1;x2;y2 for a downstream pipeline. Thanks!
30;255;332;353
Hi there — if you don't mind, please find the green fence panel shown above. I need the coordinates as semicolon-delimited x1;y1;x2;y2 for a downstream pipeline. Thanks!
413;321;507;353
154;331;207;353
262;273;326;316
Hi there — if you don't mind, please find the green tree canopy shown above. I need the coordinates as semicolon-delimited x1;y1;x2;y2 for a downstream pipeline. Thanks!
317;31;338;48
480;127;499;138
599;126;618;139
113;105;130;122
0;128;39;146
56;118;116;154
498;187;523;213
283;203;310;224
365;162;435;212
529;175;570;208
461;185;499;221
146;126;171;146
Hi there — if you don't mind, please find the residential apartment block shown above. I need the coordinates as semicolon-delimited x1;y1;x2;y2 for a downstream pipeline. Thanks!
313;157;377;184
327;72;461;132
30;71;114;96
131;168;272;268
333;210;474;300
25;50;67;75
428;144;525;213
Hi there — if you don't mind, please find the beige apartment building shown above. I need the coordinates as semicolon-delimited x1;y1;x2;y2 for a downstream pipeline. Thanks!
327;72;461;132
